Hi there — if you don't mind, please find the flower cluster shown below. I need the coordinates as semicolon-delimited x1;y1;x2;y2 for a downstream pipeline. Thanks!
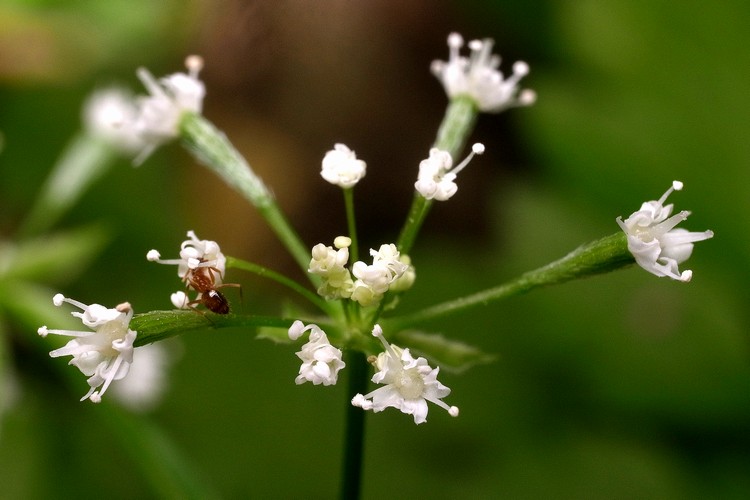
352;325;458;425
84;56;205;165
147;230;226;309
38;294;137;403
431;32;536;112
414;143;485;201
309;239;413;307
288;321;345;386
83;88;145;155
320;144;367;188
308;236;355;300
617;181;714;281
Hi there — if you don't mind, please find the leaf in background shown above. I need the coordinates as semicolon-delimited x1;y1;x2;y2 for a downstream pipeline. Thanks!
394;329;496;373
0;224;109;285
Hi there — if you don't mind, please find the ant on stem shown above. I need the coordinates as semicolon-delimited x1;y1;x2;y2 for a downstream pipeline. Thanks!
182;261;241;315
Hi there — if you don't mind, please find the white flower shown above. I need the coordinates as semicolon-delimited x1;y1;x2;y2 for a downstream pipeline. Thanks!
321;144;367;188
170;291;191;309
308;238;354;300
38;294;137;403
147;230;226;284
414;143;485;201
351;244;409;306
431;32;536;113
351;325;458;424
616;181;714;282
83;87;145;154
288;321;345;386
389;254;416;293
132;55;206;165
110;342;176;412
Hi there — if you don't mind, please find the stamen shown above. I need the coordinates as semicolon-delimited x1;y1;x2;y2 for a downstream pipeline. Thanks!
185;55;204;78
657;180;684;206
450;142;485;176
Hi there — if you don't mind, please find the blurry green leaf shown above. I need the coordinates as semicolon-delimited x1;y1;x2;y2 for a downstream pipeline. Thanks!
0;224;109;285
99;404;221;500
256;325;292;344
0;281;80;333
394;329;496;373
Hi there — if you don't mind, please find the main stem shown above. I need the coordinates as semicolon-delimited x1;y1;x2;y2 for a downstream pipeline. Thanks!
340;351;369;500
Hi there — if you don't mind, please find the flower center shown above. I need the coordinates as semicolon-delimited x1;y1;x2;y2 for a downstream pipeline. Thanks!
395;368;425;399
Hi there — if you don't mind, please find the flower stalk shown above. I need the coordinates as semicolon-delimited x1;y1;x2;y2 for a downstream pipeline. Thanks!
389;232;634;330
179;113;315;283
397;97;478;255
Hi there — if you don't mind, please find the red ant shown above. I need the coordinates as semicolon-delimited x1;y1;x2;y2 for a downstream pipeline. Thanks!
183;262;241;315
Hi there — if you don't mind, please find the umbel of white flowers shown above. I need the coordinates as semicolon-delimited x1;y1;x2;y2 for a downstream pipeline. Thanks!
320;144;367;188
308;238;413;306
431;32;536;112
415;142;485;201
86;56;206;165
617;180;714;281
147;230;226;309
38;295;137;403
288;321;346;386
352;325;458;425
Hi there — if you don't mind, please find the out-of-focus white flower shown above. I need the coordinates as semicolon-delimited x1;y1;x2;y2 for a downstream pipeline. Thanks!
431;32;536;113
38;294;137;403
320;144;367;188
132;55;206;164
351;325;458;424
110;342;176;412
147;230;226;284
414;143;485;201
288;321;345;386
617;181;714;281
83;87;145;154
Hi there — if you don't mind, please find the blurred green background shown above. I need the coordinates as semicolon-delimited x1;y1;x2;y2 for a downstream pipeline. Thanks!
1;0;749;498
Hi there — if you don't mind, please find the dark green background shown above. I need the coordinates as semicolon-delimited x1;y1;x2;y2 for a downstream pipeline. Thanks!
1;1;748;498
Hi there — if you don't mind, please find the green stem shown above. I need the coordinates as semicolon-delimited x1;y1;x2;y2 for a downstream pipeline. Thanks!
388;232;634;330
396;97;478;255
343;188;360;263
131;310;297;346
226;256;333;315
340;350;369;500
434;96;479;156
179;113;316;285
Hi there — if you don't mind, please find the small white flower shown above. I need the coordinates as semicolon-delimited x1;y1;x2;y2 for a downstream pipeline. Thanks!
148;230;226;284
288;321;345;386
414;143;485;201
132;55;206;165
431;32;536;113
83;87;145;154
38;294;137;403
308;239;354;300
321;144;367;188
617;181;714;282
170;291;190;309
350;244;409;306
351;325;458;424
